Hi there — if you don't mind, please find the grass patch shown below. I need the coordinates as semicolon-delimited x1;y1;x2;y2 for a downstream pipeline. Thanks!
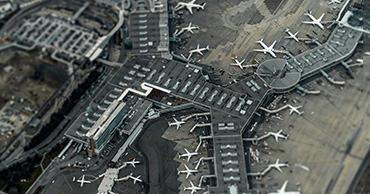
18;167;43;193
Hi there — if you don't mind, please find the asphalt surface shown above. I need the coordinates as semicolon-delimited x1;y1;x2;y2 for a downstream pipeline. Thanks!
134;109;204;194
136;117;181;194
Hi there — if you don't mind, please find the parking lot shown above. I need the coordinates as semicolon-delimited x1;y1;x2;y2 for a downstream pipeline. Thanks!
12;16;99;61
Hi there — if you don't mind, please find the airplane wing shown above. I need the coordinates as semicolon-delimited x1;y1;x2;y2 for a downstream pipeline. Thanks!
269;51;277;58
185;164;190;171
187;155;191;162
176;124;181;130
253;49;267;53
189;0;196;3
280;180;288;192
318;13;325;22
277;166;283;173
184;148;190;154
186;6;194;14
270;40;277;49
231;63;238;66
319;24;325;30
302;21;316;24
198;51;203;55
174;118;178;122
294;32;299;36
186;172;190;179
190;180;194;187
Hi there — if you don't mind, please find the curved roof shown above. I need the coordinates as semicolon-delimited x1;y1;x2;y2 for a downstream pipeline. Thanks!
256;59;301;91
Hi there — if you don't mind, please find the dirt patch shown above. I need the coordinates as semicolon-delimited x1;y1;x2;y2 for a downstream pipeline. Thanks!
264;0;288;15
0;49;67;108
229;4;265;26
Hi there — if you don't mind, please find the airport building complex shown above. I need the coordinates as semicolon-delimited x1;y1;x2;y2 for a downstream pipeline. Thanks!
0;0;369;194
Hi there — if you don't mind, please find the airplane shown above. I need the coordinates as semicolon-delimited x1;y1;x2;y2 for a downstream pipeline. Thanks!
184;180;203;194
129;174;143;184
269;130;288;142
183;22;199;34
175;22;200;36
231;56;246;69
189;44;210;56
328;0;341;5
177;164;199;179
288;105;303;116
179;148;199;162
77;175;91;187
126;158;141;168
168;117;185;130
253;39;277;58
302;11;325;30
174;0;206;14
285;28;299;42
268;158;289;173
269;180;300;194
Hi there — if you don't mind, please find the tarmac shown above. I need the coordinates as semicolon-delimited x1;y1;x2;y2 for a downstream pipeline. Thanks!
249;62;370;193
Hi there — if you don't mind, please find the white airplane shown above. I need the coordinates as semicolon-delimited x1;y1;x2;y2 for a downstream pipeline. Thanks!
285;28;299;42
184;180;203;194
268;158;289;173
231;56;245;69
168;117;185;130
269;180;300;194
177;164;199;179
77;175;91;187
126;158;141;168
254;39;277;58
328;0;341;5
189;44;210;56
183;22;199;34
129;174;143;184
288;105;303;116
175;22;200;36
174;0;206;14
269;130;288;142
302;11;325;30
179;148;199;162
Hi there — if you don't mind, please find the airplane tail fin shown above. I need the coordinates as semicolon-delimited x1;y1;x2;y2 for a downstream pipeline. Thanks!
200;3;206;9
285;28;289;32
205;45;210;50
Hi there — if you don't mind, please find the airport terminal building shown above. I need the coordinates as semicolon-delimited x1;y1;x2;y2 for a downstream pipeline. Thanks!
85;100;127;156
